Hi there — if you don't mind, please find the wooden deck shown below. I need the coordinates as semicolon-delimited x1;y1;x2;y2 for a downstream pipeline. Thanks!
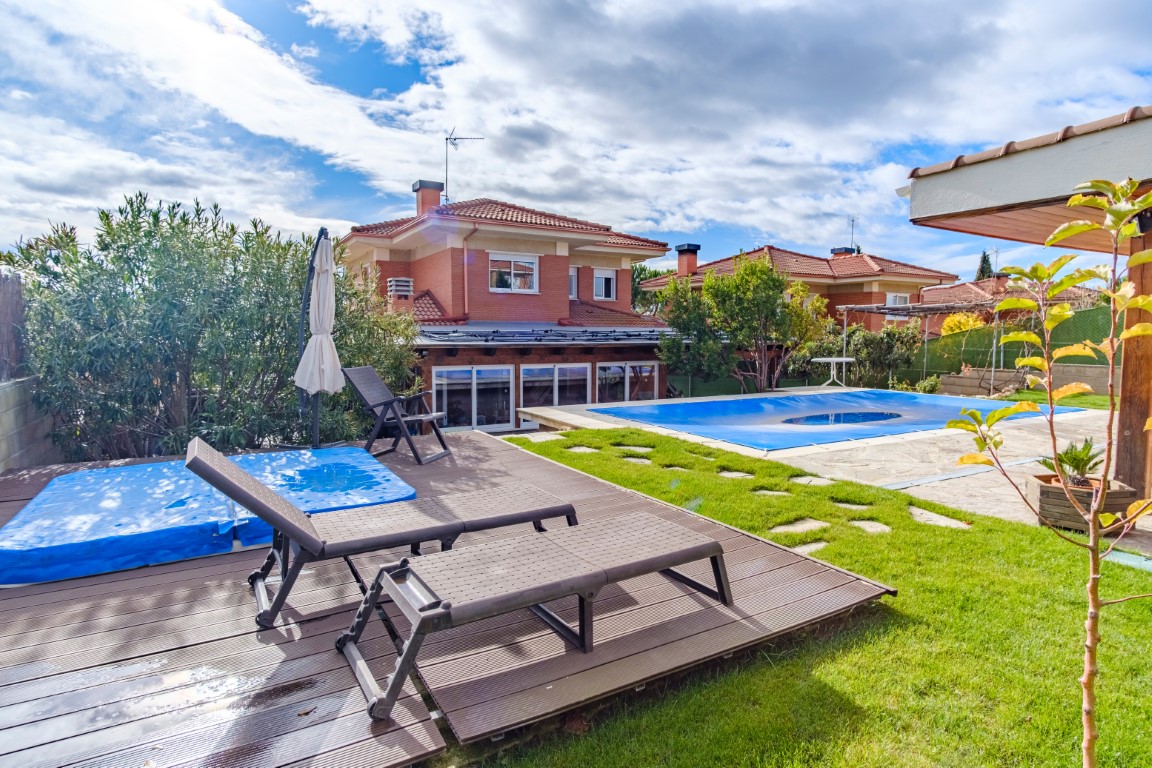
0;432;893;766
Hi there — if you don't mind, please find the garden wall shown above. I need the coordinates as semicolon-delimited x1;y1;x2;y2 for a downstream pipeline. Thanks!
0;377;61;473
938;364;1120;398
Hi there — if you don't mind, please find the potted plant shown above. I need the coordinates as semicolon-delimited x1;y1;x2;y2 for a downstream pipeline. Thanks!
1026;438;1137;531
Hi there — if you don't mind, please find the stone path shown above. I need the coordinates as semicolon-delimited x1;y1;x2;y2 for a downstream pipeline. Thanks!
769;518;829;534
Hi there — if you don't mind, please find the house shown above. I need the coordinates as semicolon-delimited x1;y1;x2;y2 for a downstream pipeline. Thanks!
638;244;958;330
919;275;1099;335
341;180;671;432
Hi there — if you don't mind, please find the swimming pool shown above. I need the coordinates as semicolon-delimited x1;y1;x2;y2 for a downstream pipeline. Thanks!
591;389;1078;452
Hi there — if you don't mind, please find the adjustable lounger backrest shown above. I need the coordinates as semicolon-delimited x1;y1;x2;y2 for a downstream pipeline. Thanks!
343;366;402;417
185;438;326;556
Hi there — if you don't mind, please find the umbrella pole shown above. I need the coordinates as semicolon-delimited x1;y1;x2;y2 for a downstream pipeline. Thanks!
311;393;320;449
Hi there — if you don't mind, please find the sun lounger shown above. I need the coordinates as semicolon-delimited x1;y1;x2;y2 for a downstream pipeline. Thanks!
343;365;451;465
337;511;733;721
184;438;577;628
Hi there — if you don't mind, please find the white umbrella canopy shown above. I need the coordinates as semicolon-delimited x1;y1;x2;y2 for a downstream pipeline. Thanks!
293;235;345;395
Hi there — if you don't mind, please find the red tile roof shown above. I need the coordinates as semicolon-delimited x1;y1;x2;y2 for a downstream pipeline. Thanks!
638;245;957;290
562;301;667;327
409;290;465;325
909;105;1152;179
922;276;1098;307
351;198;667;250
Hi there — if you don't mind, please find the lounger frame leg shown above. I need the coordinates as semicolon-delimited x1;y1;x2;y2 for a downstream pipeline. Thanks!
255;546;309;629
529;590;598;652
660;553;733;606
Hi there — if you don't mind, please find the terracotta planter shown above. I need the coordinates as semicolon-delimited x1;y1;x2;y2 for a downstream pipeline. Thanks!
1025;474;1138;532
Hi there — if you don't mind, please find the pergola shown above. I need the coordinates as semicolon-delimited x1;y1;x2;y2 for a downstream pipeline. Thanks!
838;299;1000;382
901;105;1152;495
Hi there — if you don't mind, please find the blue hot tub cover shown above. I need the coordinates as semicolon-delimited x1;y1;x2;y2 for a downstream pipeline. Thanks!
0;447;416;584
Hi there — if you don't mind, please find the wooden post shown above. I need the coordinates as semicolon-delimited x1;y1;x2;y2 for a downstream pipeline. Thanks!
1117;233;1152;497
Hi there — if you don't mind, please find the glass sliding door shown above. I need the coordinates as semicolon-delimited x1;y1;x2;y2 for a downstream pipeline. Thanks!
475;367;512;428
597;361;658;403
432;366;515;431
556;365;591;406
519;364;591;427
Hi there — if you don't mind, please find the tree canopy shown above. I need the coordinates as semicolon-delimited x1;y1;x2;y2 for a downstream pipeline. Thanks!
4;192;418;460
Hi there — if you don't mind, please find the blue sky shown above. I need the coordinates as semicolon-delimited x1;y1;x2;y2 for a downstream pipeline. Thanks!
2;0;1151;282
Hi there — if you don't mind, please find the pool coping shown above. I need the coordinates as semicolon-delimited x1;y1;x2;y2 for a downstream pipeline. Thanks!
516;386;1102;460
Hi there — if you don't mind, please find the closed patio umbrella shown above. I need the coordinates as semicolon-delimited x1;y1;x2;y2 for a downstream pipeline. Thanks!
294;228;344;446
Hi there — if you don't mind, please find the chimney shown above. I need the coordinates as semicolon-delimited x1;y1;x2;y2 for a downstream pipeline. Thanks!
413;180;445;215
830;247;855;258
676;243;700;277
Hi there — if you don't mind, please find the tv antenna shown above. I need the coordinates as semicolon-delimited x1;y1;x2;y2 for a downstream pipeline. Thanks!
444;128;484;203
849;215;858;250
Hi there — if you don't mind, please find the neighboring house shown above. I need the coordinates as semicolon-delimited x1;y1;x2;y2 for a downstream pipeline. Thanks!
919;274;1099;335
638;244;958;331
341;180;671;432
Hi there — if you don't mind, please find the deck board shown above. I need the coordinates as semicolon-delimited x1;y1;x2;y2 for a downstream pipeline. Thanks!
0;431;892;763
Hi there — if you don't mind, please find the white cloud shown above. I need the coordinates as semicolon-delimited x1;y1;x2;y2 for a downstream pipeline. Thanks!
1;0;1150;270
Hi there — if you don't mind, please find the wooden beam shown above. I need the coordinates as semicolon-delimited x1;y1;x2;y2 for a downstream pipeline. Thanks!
1117;233;1152;496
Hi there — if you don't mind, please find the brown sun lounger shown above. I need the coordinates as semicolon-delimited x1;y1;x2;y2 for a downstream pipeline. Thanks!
343;365;451;465
185;438;577;628
337;511;733;721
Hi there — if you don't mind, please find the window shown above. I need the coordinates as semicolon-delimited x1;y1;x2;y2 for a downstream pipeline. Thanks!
593;268;616;301
886;292;911;320
569;267;578;299
520;364;591;427
596;361;658;402
489;253;539;293
432;366;514;431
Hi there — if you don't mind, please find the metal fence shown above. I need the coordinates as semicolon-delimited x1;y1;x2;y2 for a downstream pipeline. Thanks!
0;270;26;382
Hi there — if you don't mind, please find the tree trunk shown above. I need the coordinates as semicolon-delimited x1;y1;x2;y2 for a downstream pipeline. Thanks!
1082;524;1101;768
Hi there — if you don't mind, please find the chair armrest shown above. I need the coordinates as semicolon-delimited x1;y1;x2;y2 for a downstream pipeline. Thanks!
366;396;405;410
400;391;435;414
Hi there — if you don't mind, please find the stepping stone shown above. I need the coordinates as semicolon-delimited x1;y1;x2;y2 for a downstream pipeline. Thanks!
754;490;789;496
849;520;891;534
770;518;830;534
835;502;870;511
566;446;598;453
664;465;689;471
617;445;653;452
718;471;754;479
792;541;828;555
910;506;969;529
521;432;566;443
791;476;834;486
691;455;716;461
623;457;652;465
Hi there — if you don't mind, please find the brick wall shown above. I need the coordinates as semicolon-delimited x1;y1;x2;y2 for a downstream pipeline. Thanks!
411;249;461;316
575;266;631;313
465;251;571;323
0;377;62;472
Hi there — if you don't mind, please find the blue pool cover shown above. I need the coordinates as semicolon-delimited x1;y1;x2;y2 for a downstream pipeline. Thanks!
592;389;1079;452
0;447;416;585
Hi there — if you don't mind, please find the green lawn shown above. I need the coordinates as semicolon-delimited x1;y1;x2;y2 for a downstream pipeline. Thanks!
1000;389;1113;410
442;429;1152;768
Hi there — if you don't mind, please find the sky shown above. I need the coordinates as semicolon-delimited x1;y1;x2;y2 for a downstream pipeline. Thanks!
1;0;1150;282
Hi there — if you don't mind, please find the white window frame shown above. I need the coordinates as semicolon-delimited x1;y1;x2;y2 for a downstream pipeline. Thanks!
595;361;659;403
518;363;592;428
886;292;911;320
886;292;911;306
569;267;578;299
431;364;516;432
593;268;617;301
488;252;540;294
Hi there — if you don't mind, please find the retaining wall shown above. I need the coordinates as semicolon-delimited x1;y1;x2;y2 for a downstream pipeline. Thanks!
939;364;1120;398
